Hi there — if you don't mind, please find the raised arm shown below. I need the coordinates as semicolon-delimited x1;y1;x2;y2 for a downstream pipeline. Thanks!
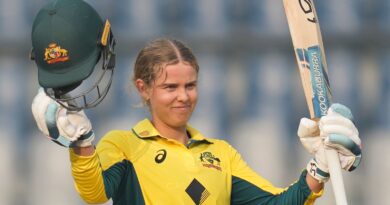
31;89;108;203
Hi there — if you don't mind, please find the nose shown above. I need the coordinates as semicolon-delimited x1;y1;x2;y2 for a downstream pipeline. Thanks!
177;87;189;102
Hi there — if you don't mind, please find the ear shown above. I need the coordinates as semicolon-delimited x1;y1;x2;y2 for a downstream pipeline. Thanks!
135;79;151;102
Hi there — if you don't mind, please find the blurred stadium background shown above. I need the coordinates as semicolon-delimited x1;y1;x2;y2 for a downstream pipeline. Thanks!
0;0;389;204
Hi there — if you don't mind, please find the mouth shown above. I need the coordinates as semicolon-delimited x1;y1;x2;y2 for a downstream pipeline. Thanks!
172;105;191;111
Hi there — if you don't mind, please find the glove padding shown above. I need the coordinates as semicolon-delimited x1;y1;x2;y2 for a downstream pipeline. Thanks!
298;103;362;182
31;88;94;147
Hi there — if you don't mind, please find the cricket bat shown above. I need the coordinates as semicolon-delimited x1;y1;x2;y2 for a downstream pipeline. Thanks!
283;0;348;204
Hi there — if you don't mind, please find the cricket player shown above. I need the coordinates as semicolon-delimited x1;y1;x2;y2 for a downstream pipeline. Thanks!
30;0;362;204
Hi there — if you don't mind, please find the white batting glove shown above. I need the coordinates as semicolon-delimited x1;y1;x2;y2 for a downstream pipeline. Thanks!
31;88;94;147
298;103;362;182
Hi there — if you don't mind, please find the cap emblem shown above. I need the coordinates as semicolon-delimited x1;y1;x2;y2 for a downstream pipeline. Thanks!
44;43;69;64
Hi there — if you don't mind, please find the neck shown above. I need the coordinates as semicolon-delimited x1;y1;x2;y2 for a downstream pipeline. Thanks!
151;119;189;145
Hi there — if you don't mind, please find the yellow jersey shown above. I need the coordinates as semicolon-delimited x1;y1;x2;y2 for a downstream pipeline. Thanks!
70;119;321;205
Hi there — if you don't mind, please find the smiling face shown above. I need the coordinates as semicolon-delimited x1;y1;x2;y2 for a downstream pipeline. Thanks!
136;62;198;129
133;39;200;131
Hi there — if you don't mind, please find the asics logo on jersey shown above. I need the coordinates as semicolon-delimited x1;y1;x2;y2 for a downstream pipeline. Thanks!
155;149;167;163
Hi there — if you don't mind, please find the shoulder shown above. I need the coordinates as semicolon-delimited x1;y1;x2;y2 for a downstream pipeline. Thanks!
96;129;150;163
209;138;244;160
97;129;144;151
100;130;135;143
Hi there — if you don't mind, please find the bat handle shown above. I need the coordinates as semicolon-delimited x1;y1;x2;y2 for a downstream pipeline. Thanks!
325;148;348;205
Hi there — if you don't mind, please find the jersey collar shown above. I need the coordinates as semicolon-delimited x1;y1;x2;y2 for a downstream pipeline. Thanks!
132;118;212;144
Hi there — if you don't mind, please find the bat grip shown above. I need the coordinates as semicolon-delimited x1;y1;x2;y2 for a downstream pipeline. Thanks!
325;148;348;205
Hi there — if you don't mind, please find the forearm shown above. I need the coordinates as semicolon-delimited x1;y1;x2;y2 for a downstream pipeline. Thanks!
274;171;322;204
231;171;322;205
69;148;108;204
306;173;324;193
72;146;95;156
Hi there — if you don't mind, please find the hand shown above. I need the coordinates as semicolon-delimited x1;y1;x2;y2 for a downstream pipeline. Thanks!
298;103;362;182
31;88;94;147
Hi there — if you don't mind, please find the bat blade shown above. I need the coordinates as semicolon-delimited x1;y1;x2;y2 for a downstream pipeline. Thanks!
283;0;332;119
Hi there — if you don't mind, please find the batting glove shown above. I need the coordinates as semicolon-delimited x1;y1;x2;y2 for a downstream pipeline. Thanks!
298;103;362;183
31;88;94;147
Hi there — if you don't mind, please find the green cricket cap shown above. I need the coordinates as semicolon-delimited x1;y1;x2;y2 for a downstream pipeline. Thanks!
31;0;104;88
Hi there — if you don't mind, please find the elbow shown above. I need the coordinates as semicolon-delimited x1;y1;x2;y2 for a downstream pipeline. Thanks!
75;185;109;204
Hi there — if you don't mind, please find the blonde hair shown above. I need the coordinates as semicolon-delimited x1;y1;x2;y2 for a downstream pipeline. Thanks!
133;38;199;87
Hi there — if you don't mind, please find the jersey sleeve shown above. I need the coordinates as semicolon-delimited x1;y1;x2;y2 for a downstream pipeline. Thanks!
226;141;322;205
69;130;128;204
69;149;108;204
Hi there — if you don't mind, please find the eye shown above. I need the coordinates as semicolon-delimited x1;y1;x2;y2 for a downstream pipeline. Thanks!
186;82;197;90
164;84;177;91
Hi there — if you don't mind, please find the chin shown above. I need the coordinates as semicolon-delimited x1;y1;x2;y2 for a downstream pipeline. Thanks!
171;115;192;127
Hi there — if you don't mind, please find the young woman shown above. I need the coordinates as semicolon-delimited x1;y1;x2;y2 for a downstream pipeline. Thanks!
32;38;362;205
